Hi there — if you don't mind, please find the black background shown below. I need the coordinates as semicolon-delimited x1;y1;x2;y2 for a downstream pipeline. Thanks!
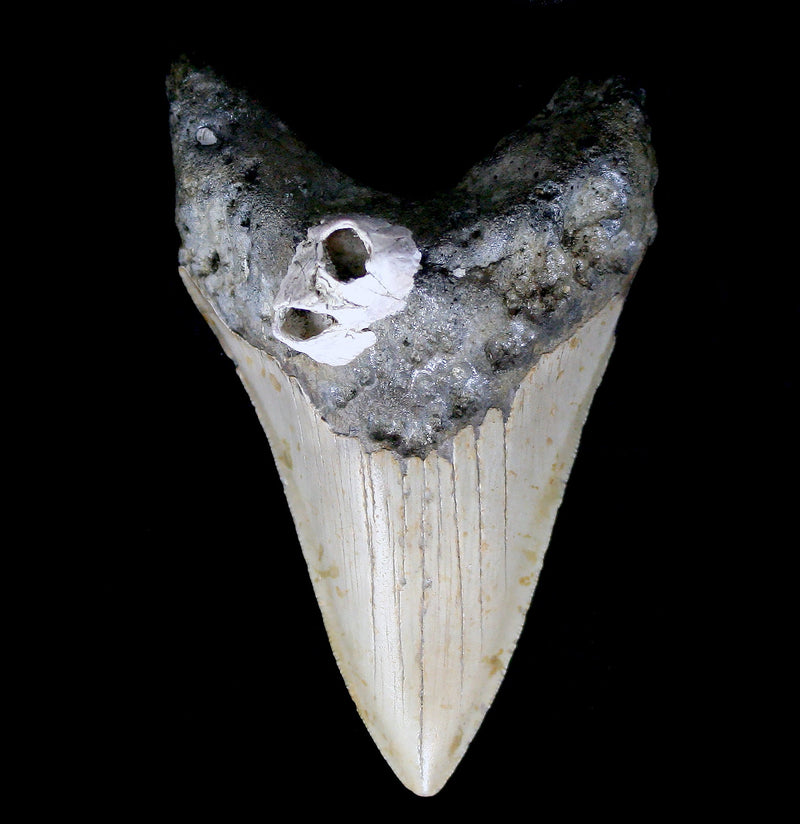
50;0;783;816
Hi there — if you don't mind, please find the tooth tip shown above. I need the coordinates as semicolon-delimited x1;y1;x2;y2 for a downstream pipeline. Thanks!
377;733;462;797
343;654;512;796
406;772;448;798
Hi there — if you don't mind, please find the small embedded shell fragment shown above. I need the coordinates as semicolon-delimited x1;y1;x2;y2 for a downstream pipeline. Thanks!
272;216;422;365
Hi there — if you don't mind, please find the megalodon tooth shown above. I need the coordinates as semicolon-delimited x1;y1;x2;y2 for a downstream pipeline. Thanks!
167;60;657;796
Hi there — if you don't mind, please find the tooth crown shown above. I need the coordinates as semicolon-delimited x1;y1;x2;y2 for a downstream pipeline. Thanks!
181;269;622;795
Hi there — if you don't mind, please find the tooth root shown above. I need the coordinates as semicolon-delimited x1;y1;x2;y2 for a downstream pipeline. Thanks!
180;267;621;796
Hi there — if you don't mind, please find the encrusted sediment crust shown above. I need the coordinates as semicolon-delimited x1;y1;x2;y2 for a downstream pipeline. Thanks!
169;62;656;457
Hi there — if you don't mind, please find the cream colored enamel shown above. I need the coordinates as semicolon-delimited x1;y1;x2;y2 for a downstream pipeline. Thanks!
179;267;622;796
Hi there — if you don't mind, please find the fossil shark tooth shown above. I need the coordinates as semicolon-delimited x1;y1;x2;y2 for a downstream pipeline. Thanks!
167;61;657;796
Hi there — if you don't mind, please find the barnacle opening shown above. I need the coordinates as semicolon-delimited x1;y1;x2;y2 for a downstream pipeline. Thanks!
280;307;336;341
324;228;369;282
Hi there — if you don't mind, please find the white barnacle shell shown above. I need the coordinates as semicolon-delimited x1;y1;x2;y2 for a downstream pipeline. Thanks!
271;216;421;366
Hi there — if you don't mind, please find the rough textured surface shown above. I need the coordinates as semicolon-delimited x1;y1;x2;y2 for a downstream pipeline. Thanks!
168;61;657;457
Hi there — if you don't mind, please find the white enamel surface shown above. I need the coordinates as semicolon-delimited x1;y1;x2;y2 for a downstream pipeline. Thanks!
271;216;421;365
181;266;622;795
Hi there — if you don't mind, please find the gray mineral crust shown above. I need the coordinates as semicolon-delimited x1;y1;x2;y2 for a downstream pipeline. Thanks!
168;61;657;457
